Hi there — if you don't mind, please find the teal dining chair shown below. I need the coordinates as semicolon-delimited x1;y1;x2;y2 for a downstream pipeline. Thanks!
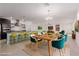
30;36;37;43
64;34;68;42
30;36;42;49
17;34;23;42
51;37;65;56
63;34;69;52
59;30;65;35
59;30;68;42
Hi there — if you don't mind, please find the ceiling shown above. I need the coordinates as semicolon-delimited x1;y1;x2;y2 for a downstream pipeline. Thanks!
0;3;79;23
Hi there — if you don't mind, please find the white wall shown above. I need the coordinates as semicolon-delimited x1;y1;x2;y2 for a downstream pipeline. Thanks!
25;21;48;31
58;19;74;34
29;18;74;33
24;19;74;33
60;23;73;33
25;21;38;31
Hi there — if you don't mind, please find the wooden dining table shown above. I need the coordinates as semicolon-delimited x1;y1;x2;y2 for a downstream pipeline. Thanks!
35;33;59;56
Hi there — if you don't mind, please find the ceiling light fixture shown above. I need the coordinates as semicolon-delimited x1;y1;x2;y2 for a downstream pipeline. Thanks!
46;16;53;20
45;3;53;21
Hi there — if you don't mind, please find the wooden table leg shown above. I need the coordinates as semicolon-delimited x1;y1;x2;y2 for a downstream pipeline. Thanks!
48;40;51;56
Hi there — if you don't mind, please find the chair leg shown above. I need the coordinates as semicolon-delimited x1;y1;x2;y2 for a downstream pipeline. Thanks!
64;47;65;52
38;41;42;46
61;49;64;56
51;48;54;56
59;49;64;56
64;44;68;54
36;42;38;48
59;49;62;56
29;42;32;48
30;42;39;50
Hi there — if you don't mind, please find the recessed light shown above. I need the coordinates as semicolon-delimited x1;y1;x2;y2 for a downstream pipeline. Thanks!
45;16;53;20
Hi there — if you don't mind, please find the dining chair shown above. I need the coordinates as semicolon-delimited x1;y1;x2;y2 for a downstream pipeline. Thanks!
59;30;65;35
47;31;54;35
23;33;27;40
30;36;42;49
10;33;17;44
17;33;23;42
20;32;25;41
51;37;65;56
26;32;31;40
63;34;69;52
22;32;29;40
64;34;68;42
